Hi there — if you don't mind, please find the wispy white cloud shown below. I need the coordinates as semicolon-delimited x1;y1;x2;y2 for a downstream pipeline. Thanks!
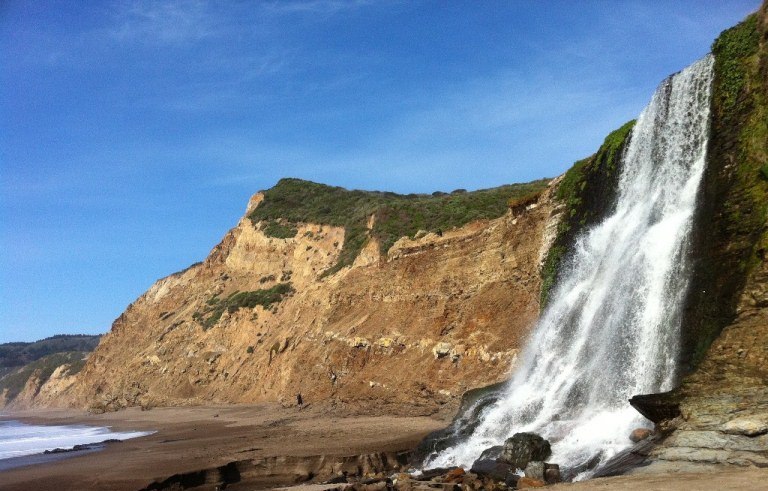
105;0;216;45
261;0;379;16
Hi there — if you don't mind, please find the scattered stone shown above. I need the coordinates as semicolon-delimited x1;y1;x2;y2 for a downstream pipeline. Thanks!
499;433;552;469
523;461;544;481
517;476;546;488
630;427;653;442
432;342;452;359
469;459;512;482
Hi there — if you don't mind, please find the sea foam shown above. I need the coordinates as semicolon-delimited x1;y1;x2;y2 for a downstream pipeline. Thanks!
0;420;153;462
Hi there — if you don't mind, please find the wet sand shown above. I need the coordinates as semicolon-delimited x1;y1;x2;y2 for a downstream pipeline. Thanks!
0;404;446;491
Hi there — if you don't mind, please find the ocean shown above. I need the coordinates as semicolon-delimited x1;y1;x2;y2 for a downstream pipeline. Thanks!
0;420;153;471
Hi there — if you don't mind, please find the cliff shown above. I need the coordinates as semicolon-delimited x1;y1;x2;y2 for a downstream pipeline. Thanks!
25;179;557;415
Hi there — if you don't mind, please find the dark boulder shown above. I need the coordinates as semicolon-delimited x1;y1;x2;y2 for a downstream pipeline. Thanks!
477;445;503;461
499;433;552;469
469;459;512;482
628;391;681;424
505;473;521;488
544;463;561;484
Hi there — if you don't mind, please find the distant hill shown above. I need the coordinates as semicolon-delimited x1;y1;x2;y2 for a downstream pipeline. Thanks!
0;334;101;376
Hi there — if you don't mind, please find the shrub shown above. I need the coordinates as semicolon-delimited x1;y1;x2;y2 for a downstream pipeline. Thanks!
195;283;295;330
262;220;298;239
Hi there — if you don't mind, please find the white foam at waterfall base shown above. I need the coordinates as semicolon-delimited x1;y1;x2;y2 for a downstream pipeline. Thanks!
426;54;715;478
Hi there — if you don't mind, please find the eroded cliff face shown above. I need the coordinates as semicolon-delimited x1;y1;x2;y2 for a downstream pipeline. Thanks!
40;182;559;415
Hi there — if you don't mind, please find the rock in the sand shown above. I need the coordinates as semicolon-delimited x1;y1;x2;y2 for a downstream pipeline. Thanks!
544;463;561;484
500;433;551;469
630;428;653;442
524;461;545;481
470;458;513;482
517;476;546;488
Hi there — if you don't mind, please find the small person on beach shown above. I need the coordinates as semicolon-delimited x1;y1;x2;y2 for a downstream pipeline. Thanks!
296;392;303;408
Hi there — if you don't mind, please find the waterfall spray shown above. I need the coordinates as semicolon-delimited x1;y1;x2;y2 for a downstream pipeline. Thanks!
426;54;715;478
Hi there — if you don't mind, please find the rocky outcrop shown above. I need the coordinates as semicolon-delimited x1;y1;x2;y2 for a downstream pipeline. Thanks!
33;180;559;415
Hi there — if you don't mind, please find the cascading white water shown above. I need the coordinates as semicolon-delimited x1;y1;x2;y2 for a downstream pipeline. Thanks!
426;54;715;477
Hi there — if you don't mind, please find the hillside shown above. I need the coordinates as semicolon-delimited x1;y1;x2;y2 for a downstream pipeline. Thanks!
0;334;100;372
0;335;100;408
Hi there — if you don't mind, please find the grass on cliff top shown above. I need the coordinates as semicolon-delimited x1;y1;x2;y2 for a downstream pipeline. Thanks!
248;177;551;276
194;283;295;330
0;334;101;370
0;351;88;403
555;120;635;214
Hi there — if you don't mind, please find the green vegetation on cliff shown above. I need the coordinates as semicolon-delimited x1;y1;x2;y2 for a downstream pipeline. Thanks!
681;9;768;369
539;120;635;305
249;178;550;276
0;351;88;402
0;334;100;376
711;12;768;278
194;283;295;330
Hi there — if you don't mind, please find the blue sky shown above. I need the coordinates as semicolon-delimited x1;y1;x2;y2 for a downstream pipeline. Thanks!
0;0;760;343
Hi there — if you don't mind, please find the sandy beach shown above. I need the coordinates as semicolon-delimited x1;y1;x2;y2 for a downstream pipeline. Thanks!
0;404;446;491
2;404;768;491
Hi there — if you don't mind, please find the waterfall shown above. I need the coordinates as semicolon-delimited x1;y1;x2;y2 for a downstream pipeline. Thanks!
426;54;715;477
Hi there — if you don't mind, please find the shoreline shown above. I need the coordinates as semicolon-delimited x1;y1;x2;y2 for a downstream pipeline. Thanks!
0;416;157;468
0;444;104;473
0;403;448;491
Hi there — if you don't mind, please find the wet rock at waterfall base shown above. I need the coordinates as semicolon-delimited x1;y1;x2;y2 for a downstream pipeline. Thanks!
469;459;513;482
523;460;545;481
499;432;552;469
417;467;454;480
628;391;681;423
629;427;653;442
478;444;503;461
592;438;656;478
505;473;521;488
561;454;601;481
544;463;561;484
